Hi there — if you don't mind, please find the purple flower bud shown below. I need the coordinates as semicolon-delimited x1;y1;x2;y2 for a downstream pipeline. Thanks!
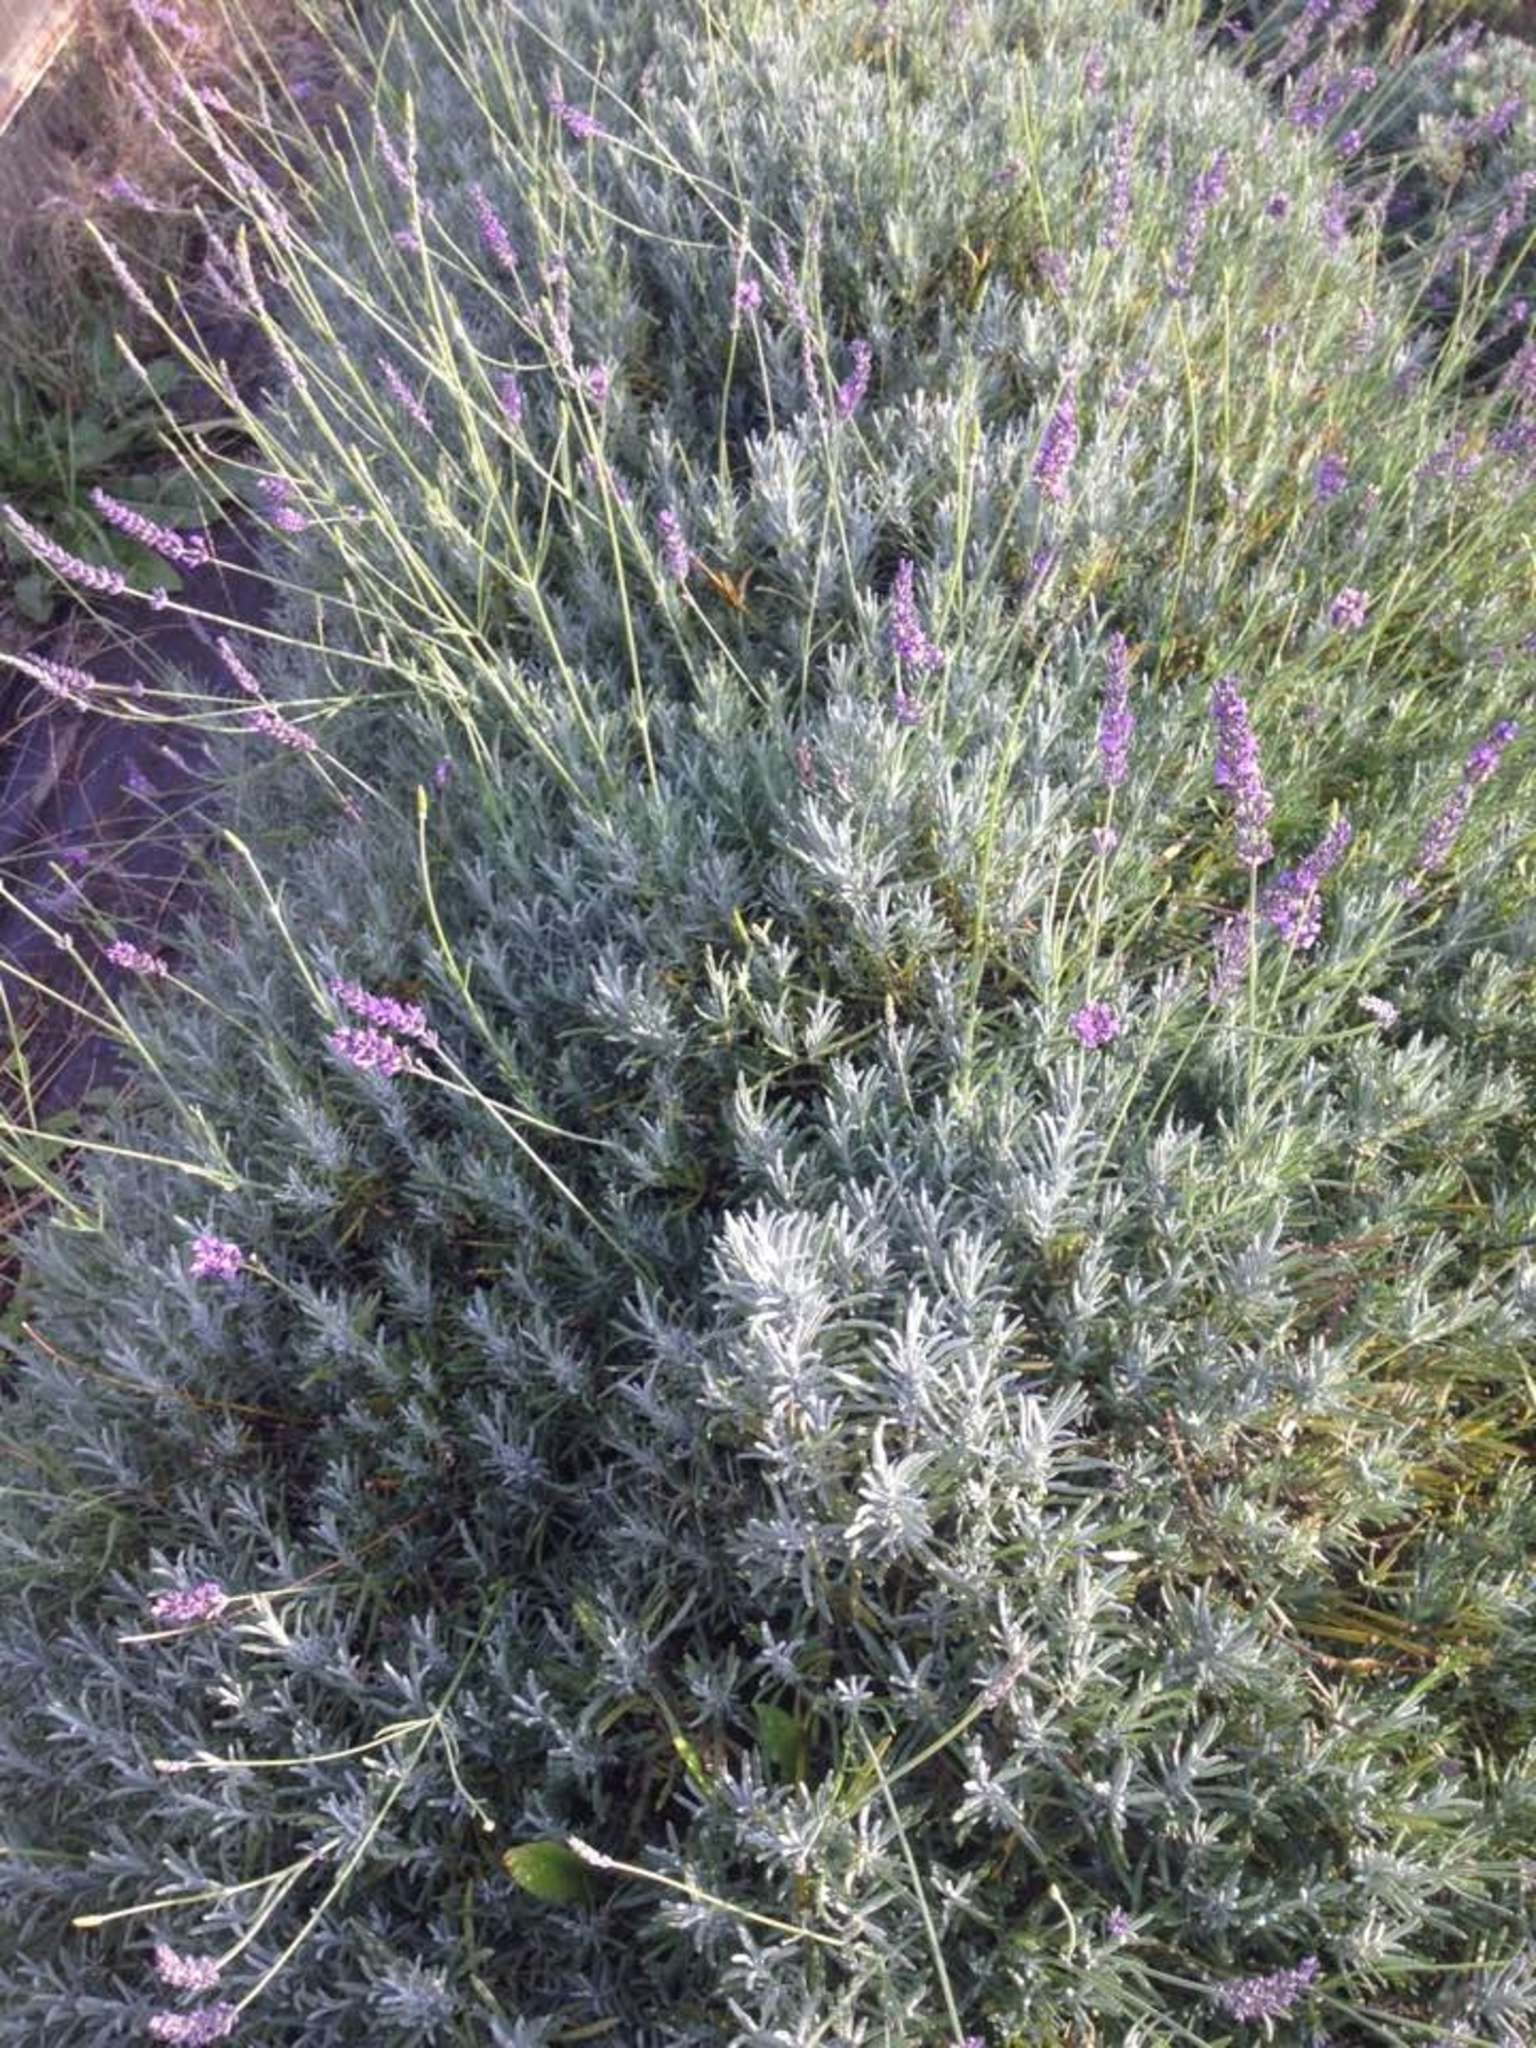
149;1580;229;1625
656;507;691;584
891;687;926;727
1329;586;1370;632
1102;118;1136;253
153;1948;222;1993
106;938;170;978
1070;1000;1122;1049
146;2008;239;2046
90;487;210;571
732;274;762;318
328;1025;418;1078
376;355;432;431
245;705;316;752
497;373;523;428
1096;632;1135;789
1321;181;1349;252
1084;47;1107;94
330;978;437;1047
3;502;127;596
1106;1908;1134;1941
1260;817;1352;949
1033;380;1079;503
256;474;309;534
1209;909;1256;1003
887;558;945;674
10;651;99;708
469;184;518;273
1211;676;1274;864
433;756;454;790
1464;718;1519;786
582;362;612;405
1359;993;1399;1028
548;83;607;141
835;339;873;421
188;1236;244;1281
1314;451;1349;503
1265;191;1292;220
1211;1957;1320;2025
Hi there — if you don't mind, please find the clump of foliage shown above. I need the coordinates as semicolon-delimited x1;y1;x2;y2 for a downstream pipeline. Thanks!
2;1;1535;2044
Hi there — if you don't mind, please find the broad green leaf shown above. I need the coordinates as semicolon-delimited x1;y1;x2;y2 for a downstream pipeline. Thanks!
755;1701;807;1782
501;1840;597;1907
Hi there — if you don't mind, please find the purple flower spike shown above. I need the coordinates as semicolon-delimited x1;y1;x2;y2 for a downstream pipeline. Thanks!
89;488;210;571
1032;379;1079;503
147;2008;239;2046
835;339;873;421
1106;1908;1134;1941
256;474;309;535
1084;46;1107;94
106;938;170;978
656;507;691;585
329;977;437;1047
887;558;945;675
469;183;518;273
1359;993;1399;1028
1464;718;1519;786
1211;676;1274;865
892;688;926;727
1096;632;1135;789
582;362;612;406
496;372;524;429
1211;1956;1320;2024
1315;452;1349;503
433;756;454;790
9;651;99;708
1260;816;1353;950
3;503;127;596
1070;1000;1122;1049
189;1235;244;1281
328;1025;417;1078
245;706;316;753
733;274;762;319
1091;825;1119;857
377;355;432;432
154;1948;222;1993
149;1581;229;1625
1329;585;1370;632
1265;190;1292;220
548;83;607;141
1102;117;1136;252
1209;909;1256;1003
1169;149;1230;297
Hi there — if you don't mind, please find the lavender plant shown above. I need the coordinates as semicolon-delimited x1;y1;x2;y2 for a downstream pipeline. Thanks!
2;0;1535;2044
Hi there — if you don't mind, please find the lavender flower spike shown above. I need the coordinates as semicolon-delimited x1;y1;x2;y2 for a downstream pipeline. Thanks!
107;938;170;978
1033;378;1079;503
1464;718;1519;786
1260;816;1353;950
3;503;126;596
1070;1000;1122;1048
656;507;692;585
835;339;873;421
147;2007;239;2046
1097;632;1135;788
7;651;99;708
469;184;518;273
1211;675;1274;864
153;1947;221;1994
376;355;432;431
1211;1955;1320;2024
189;1235;244;1281
89;487;210;570
329;977;438;1047
149;1580;229;1625
329;1025;418;1078
1329;585;1370;632
888;558;945;674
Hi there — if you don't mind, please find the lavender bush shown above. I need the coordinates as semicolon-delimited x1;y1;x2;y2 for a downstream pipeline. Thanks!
2;0;1535;2043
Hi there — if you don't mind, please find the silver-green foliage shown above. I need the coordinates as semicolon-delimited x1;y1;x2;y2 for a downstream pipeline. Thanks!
3;1;1536;2044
